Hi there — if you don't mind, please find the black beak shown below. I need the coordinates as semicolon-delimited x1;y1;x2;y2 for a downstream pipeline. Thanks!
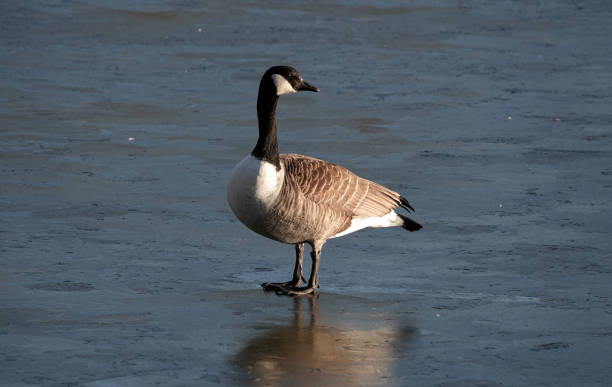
297;80;319;92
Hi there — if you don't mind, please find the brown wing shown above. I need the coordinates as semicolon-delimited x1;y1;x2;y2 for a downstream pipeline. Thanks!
280;153;408;218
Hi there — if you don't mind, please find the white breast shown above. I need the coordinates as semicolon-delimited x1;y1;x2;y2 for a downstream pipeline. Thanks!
227;155;285;235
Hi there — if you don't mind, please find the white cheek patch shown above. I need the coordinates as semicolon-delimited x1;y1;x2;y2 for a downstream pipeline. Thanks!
271;74;296;95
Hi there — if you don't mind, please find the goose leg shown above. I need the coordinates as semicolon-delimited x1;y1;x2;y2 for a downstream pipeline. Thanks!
262;243;306;291
285;248;321;296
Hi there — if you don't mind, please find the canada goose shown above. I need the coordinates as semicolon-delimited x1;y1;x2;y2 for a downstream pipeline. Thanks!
227;66;422;295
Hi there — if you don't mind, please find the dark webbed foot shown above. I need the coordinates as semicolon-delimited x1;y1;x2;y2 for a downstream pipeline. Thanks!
262;282;316;296
261;280;301;292
262;243;306;293
262;244;321;297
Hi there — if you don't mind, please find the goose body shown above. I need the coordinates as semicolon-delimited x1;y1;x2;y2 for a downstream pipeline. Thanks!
227;66;422;295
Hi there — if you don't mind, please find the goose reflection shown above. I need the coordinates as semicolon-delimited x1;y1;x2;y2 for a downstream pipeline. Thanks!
234;295;415;386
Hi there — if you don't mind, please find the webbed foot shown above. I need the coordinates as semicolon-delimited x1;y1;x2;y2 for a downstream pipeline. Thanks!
261;280;300;292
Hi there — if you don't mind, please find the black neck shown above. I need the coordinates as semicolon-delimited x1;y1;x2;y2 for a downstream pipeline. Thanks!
251;79;281;169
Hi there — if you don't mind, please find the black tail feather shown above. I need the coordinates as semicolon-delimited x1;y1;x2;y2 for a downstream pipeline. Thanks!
398;214;422;232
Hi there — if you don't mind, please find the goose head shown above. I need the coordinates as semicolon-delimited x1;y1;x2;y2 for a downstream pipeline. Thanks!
262;66;319;96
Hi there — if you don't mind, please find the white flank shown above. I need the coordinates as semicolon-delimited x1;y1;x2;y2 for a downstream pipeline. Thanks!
331;211;404;238
227;155;285;234
271;74;296;95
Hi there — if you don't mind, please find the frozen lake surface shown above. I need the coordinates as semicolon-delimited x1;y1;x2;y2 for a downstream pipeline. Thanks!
2;1;612;385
